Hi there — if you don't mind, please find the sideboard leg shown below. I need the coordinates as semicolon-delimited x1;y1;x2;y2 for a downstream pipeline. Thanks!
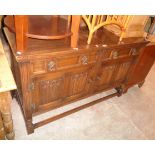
26;119;34;134
19;62;34;134
115;84;128;96
121;85;128;94
138;80;145;88
123;89;128;94
0;112;5;140
115;86;123;97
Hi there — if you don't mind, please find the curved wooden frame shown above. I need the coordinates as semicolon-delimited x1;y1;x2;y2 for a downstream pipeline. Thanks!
26;32;72;40
82;15;131;44
4;15;73;51
26;15;72;40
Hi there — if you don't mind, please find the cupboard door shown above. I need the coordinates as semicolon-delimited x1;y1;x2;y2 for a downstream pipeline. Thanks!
114;61;132;83
95;63;116;90
65;66;95;101
31;71;66;112
95;59;133;91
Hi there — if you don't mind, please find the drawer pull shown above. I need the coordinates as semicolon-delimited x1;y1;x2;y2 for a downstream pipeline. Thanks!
130;48;137;55
112;51;118;59
48;61;56;71
81;56;88;65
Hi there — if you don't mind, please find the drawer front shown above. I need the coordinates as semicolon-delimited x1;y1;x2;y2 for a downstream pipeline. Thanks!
100;47;141;62
31;60;47;75
31;51;98;75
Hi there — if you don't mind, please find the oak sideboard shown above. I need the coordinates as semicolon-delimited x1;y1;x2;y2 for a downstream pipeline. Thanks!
3;15;154;134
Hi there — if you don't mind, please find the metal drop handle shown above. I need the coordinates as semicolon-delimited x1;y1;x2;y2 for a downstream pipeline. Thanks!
112;51;118;59
81;56;88;64
130;48;137;55
48;61;56;71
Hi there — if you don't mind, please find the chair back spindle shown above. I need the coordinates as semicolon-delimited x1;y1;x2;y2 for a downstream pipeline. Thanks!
82;15;131;44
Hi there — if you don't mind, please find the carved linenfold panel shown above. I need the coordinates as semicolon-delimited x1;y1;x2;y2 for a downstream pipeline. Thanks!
97;65;116;87
38;77;64;105
68;72;88;96
115;61;131;82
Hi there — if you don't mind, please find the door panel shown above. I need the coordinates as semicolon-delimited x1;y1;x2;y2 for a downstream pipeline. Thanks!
115;61;132;83
39;77;64;105
95;59;133;91
95;64;116;90
68;72;88;96
31;65;95;113
65;66;95;101
31;71;66;112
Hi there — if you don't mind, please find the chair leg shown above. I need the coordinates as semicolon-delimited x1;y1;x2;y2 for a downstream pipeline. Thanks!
0;112;5;140
71;15;81;48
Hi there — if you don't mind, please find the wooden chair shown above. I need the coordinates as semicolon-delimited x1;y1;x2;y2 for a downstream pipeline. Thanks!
82;15;131;44
70;15;131;48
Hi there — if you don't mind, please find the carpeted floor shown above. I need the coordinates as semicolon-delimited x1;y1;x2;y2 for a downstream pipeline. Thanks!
11;64;155;140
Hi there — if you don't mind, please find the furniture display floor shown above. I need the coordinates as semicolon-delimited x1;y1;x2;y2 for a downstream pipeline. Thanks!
11;64;155;140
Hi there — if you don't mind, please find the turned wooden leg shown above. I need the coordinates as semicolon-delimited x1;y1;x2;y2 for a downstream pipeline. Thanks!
0;92;15;140
0;112;5;140
2;112;15;140
138;80;145;88
71;16;81;48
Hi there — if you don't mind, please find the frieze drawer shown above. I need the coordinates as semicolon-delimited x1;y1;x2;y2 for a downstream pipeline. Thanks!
100;47;139;62
31;52;98;75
